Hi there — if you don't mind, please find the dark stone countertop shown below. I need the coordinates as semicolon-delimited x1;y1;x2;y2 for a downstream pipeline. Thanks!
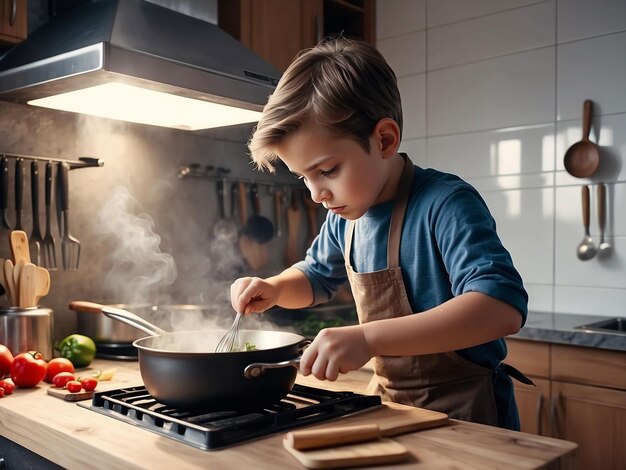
509;311;626;352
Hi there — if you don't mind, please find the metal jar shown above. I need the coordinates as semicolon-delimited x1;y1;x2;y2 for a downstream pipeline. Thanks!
0;307;54;359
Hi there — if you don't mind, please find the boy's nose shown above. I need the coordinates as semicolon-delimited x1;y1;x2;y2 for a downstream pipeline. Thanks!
308;185;329;204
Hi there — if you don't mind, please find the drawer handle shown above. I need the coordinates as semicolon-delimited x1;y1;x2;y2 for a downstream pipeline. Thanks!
550;395;561;438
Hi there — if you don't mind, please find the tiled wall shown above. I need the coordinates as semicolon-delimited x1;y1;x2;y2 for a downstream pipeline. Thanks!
377;0;626;317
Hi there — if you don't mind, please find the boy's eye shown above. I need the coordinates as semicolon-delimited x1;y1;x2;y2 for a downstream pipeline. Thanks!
320;166;337;177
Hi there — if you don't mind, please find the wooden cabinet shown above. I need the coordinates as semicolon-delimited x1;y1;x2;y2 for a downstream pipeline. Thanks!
218;0;375;72
506;338;626;470
0;0;27;44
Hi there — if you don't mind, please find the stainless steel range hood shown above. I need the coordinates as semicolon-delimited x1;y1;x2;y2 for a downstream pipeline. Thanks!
0;0;280;130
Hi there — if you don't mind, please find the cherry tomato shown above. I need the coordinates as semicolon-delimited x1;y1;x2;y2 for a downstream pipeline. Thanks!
79;377;98;392
65;381;82;393
44;358;75;384
0;344;13;378
10;352;47;388
0;378;15;395
52;372;75;388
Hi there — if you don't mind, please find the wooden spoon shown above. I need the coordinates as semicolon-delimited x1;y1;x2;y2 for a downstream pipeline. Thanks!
563;100;600;178
34;266;51;305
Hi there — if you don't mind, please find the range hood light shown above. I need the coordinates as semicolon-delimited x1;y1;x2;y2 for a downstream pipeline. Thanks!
27;83;263;130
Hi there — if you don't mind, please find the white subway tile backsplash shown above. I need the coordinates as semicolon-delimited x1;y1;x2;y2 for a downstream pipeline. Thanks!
378;31;426;77
555;285;626;317
398;74;426;139
380;0;626;316
525;284;554;313
426;0;547;28
428;1;555;70
557;31;626;120
377;0;425;39
482;187;555;285
428;124;556;178
428;48;555;135
399;138;427;167
558;0;626;43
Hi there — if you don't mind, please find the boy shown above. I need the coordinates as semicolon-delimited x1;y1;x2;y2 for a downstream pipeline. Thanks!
230;37;529;430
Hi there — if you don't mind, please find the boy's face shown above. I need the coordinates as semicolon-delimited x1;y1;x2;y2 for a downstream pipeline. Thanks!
274;124;395;220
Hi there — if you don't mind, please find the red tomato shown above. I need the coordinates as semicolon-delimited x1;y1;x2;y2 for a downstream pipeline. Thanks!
52;372;75;388
65;380;82;393
79;377;98;392
10;352;47;388
44;358;75;383
0;387;4;398
0;379;15;394
0;344;13;378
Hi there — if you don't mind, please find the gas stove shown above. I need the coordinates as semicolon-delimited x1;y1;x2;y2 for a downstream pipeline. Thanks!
79;384;382;450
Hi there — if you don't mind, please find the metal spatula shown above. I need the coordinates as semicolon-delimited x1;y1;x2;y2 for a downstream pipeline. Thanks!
57;162;80;270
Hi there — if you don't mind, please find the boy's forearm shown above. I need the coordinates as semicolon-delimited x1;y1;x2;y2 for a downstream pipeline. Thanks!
361;292;522;357
266;267;314;309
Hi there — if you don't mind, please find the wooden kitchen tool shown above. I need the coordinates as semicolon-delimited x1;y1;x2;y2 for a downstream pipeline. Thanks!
563;99;600;178
283;402;448;468
18;262;36;308
34;266;51;305
10;229;31;264
47;386;94;402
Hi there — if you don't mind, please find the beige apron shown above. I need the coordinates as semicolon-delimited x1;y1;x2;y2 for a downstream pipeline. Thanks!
344;156;500;426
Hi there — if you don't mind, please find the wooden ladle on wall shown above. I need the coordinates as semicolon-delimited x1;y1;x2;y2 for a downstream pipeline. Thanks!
563;100;600;178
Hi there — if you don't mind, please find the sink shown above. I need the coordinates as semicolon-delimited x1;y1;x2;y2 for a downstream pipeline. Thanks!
574;317;626;335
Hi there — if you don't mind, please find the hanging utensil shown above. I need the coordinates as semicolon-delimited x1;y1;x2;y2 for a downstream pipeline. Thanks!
0;156;10;229
238;181;267;270
10;229;30;264
285;188;302;266
14;157;24;230
274;188;284;237
3;259;16;306
212;177;238;241
57;162;80;270
29;161;44;265
597;182;612;257
563;100;600;178
576;185;596;261
302;191;320;246
244;183;274;243
41;162;57;270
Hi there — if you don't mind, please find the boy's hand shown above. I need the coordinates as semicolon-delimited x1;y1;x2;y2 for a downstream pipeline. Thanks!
230;276;279;315
300;325;372;381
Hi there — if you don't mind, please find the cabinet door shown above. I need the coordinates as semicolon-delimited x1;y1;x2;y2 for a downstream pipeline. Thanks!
513;378;550;436
241;0;321;72
0;0;27;44
552;380;626;470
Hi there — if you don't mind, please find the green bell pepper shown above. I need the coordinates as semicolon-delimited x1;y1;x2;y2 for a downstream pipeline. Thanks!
55;334;96;367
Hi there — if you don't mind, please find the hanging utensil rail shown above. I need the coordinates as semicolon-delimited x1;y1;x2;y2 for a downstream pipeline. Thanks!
1;153;103;171
177;164;303;188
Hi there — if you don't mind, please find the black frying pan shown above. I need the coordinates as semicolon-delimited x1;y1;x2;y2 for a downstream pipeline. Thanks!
69;301;307;411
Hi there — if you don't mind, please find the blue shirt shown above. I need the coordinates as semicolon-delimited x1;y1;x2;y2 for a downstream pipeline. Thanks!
294;164;528;370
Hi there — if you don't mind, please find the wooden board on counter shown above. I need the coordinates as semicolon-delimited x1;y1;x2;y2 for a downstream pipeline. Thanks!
47;387;93;402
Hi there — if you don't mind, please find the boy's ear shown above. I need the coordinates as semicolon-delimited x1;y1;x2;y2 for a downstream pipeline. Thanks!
372;118;400;158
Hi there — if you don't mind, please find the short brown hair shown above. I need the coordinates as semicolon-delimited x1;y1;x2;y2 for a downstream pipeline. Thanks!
248;36;403;171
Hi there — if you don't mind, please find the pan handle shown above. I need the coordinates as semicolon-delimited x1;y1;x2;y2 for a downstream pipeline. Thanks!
244;340;310;379
101;306;167;337
244;356;301;379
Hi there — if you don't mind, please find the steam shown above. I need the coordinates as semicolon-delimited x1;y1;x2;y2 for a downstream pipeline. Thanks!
95;186;177;304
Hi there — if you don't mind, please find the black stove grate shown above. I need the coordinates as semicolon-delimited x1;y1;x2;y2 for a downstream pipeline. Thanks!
79;384;382;450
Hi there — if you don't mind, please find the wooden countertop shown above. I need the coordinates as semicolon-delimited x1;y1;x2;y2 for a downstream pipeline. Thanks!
0;359;577;469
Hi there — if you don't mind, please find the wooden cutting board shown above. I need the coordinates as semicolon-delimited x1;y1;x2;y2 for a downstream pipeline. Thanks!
47;386;94;402
283;402;448;468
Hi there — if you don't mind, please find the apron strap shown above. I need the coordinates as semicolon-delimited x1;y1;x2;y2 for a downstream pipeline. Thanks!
345;154;415;269
499;363;535;386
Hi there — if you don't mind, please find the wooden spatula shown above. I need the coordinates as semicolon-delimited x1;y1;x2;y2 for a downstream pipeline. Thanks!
34;266;51;306
19;262;36;308
10;230;31;264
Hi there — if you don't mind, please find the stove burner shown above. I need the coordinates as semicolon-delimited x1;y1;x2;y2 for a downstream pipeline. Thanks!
95;343;138;361
79;384;382;450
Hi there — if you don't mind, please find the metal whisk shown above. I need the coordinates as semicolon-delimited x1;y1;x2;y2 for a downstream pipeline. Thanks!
215;312;243;353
